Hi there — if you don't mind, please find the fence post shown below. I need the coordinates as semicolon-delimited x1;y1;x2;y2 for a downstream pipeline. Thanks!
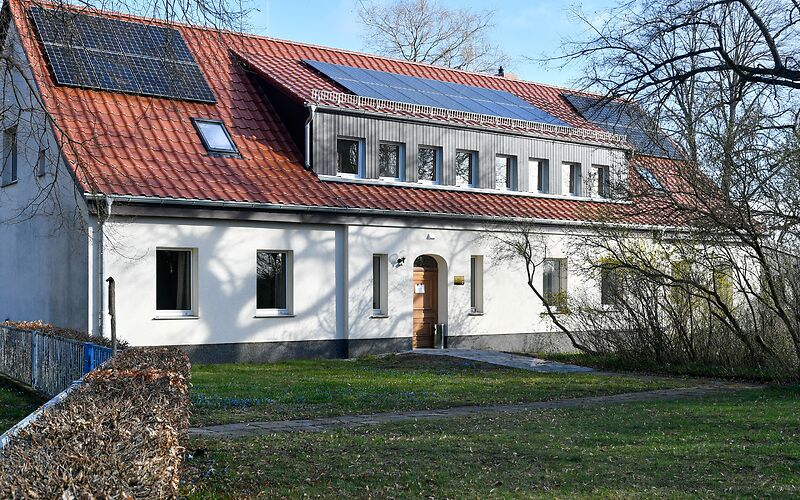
83;343;94;374
30;332;38;389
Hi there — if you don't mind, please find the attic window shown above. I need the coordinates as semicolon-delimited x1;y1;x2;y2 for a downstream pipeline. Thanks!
193;119;238;155
637;167;664;191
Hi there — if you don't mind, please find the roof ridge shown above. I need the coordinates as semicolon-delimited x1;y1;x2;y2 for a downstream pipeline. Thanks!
28;0;601;98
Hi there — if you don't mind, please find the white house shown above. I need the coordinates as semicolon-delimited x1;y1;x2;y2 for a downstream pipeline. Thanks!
0;1;680;362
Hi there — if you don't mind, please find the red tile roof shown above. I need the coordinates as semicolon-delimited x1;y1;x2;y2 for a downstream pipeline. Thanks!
10;0;683;226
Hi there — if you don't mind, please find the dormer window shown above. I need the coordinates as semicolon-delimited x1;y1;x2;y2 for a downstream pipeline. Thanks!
193;119;238;155
337;137;363;177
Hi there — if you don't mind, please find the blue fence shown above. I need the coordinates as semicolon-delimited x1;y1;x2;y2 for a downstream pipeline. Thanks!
0;326;113;396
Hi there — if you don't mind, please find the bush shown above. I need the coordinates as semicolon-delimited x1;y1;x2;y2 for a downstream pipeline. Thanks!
0;347;190;499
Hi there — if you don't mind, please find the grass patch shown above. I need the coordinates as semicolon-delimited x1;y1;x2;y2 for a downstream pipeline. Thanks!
183;386;799;498
0;378;43;434
536;352;790;382
191;354;687;426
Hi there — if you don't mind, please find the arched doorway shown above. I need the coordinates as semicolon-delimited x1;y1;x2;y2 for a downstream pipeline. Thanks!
412;255;439;348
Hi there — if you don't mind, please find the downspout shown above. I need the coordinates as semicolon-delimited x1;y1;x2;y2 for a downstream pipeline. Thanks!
95;195;114;338
304;103;317;170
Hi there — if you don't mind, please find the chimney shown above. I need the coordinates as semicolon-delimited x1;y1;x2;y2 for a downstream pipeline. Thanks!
496;66;505;77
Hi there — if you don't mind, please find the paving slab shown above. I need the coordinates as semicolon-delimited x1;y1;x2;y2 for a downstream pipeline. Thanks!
411;348;595;373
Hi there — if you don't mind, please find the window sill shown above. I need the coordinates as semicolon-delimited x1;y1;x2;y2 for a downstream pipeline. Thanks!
254;313;295;318
467;311;485;316
153;315;199;320
370;314;390;319
1;180;18;188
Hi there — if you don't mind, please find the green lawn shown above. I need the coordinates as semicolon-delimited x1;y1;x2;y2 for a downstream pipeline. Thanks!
0;378;43;433
191;354;687;425
183;386;798;498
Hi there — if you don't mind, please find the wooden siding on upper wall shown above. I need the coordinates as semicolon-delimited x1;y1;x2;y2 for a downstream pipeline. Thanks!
312;111;627;195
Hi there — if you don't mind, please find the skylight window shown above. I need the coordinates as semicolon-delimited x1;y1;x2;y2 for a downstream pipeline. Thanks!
193;119;238;155
637;167;664;191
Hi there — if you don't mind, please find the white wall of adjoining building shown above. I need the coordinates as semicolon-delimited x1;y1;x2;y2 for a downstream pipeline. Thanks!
101;217;343;346
346;222;594;342
0;22;89;330
100;213;603;348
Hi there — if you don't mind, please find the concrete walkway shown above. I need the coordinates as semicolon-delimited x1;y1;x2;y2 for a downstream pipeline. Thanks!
411;348;595;373
190;384;757;440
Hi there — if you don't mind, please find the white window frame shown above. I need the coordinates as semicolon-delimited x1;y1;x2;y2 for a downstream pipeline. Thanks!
470;255;484;314
336;136;365;178
594;164;611;198
192;118;239;155
372;254;389;317
378;142;404;181
417;145;442;184
154;247;198;319
542;257;568;310
565;162;582;197
255;250;294;317
529;158;549;194
495;154;517;191
2;127;18;187
456;149;478;188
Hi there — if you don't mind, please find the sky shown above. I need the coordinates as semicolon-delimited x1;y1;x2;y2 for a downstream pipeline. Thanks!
243;0;617;88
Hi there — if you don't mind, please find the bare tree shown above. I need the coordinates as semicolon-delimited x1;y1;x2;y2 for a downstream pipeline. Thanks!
356;0;509;73
492;0;800;376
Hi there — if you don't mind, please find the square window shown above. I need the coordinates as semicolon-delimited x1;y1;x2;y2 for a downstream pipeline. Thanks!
156;249;194;314
417;146;439;182
337;138;362;176
379;143;401;179
257;250;290;312
2;127;17;186
193;119;237;154
456;150;476;187
495;155;516;190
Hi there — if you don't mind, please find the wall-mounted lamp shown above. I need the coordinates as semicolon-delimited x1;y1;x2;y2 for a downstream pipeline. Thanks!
426;233;436;240
390;253;406;268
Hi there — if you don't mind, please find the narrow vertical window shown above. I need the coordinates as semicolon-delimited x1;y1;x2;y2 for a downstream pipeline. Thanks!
36;150;46;177
600;264;621;305
596;165;610;198
537;160;550;193
470;255;484;313
2;127;17;186
372;254;388;315
456;150;476;187
156;249;194;315
495;155;516;190
379;143;401;179
567;163;582;196
257;250;290;313
417;146;439;182
542;258;568;310
337;138;362;176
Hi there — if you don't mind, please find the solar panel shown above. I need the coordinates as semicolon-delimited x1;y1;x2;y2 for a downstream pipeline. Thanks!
29;6;216;104
563;93;678;158
304;60;568;126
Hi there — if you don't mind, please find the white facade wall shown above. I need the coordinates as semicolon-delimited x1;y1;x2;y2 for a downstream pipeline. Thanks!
0;23;89;330
100;214;599;351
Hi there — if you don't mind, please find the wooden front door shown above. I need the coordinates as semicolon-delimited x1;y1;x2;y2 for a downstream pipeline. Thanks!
413;260;438;348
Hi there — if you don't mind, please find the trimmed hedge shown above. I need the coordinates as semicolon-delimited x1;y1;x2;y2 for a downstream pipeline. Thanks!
0;347;190;499
1;320;129;349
